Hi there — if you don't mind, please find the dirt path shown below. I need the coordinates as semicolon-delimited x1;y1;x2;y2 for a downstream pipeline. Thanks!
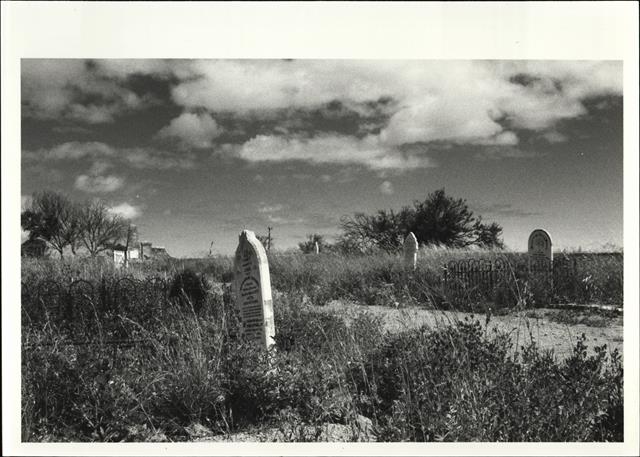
321;302;623;360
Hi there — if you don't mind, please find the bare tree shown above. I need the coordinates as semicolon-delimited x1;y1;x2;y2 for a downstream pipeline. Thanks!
21;190;81;258
123;223;139;265
79;199;128;257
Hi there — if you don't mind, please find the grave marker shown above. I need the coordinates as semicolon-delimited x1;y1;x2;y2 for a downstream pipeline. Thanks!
528;229;553;265
233;230;276;350
403;232;418;270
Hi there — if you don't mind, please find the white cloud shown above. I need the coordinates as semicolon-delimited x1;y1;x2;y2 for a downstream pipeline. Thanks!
170;60;622;147
109;202;141;219
379;181;394;195
25;142;195;170
266;214;305;225
38;141;117;160
258;204;284;213
237;134;434;170
75;174;124;193
156;112;222;148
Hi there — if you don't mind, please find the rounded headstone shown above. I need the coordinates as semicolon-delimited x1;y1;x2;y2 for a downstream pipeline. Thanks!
528;229;553;263
403;232;418;270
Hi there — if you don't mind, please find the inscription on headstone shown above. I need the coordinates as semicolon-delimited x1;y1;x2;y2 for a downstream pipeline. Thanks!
528;229;553;265
234;230;275;349
403;232;418;270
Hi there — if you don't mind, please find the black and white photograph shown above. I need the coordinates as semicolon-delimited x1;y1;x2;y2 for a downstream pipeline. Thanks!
2;2;639;456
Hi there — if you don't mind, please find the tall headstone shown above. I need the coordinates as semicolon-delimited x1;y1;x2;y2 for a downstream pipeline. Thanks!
314;241;319;254
528;229;553;265
233;230;276;350
403;232;418;270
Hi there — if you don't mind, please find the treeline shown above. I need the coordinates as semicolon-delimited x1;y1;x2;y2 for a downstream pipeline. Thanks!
299;189;504;254
21;191;137;258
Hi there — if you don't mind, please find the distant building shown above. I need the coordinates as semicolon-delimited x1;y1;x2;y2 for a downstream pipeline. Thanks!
139;241;171;261
21;239;47;258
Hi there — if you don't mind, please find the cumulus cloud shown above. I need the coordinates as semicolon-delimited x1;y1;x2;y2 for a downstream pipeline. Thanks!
21;59;150;123
109;202;141;219
237;134;434;170
156;112;222;148
379;181;394;195
75;174;124;193
22;59;622;168
170;60;621;148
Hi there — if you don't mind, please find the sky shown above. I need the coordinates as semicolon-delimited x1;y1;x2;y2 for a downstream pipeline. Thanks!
21;59;623;257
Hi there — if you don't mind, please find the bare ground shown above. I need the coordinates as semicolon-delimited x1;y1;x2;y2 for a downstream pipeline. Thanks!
320;301;623;360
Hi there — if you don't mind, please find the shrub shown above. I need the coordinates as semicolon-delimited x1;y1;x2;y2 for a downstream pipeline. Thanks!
168;269;209;314
350;319;624;441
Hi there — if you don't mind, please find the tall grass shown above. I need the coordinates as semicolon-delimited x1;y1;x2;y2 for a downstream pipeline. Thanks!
21;252;624;442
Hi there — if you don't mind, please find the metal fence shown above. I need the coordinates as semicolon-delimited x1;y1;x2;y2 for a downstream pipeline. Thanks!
442;256;578;307
21;276;175;340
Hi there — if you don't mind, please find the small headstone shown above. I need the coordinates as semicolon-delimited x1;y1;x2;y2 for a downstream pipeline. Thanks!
403;232;418;270
233;230;276;350
314;241;319;254
528;229;553;265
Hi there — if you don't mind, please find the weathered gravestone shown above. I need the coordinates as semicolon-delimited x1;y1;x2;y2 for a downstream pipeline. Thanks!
314;241;319;254
233;230;276;349
527;229;553;304
528;229;553;265
403;232;418;270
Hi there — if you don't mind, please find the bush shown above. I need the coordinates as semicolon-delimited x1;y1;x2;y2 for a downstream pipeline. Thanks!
168;269;209;314
350;319;624;441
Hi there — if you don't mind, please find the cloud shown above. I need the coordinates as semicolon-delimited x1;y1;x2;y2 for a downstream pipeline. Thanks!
473;146;542;160
21;59;149;124
379;181;394;195
22;60;622;166
258;204;284;214
33;141;117;160
109;202;141;219
540;130;568;143
75;174;124;193
156;112;223;148
237;134;434;170
170;60;621;148
265;214;305;225
24;142;195;170
473;202;542;218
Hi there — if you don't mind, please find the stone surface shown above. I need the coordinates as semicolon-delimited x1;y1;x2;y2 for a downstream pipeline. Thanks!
528;229;553;264
233;230;276;349
403;232;418;270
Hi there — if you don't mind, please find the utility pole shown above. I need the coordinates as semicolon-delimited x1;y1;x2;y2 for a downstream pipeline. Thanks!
267;226;273;251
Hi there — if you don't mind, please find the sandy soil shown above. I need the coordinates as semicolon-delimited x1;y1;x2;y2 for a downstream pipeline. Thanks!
320;302;623;360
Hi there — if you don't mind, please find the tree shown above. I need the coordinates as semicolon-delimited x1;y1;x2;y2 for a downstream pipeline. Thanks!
21;190;81;258
339;210;405;253
339;189;504;251
298;233;329;253
78;199;129;257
